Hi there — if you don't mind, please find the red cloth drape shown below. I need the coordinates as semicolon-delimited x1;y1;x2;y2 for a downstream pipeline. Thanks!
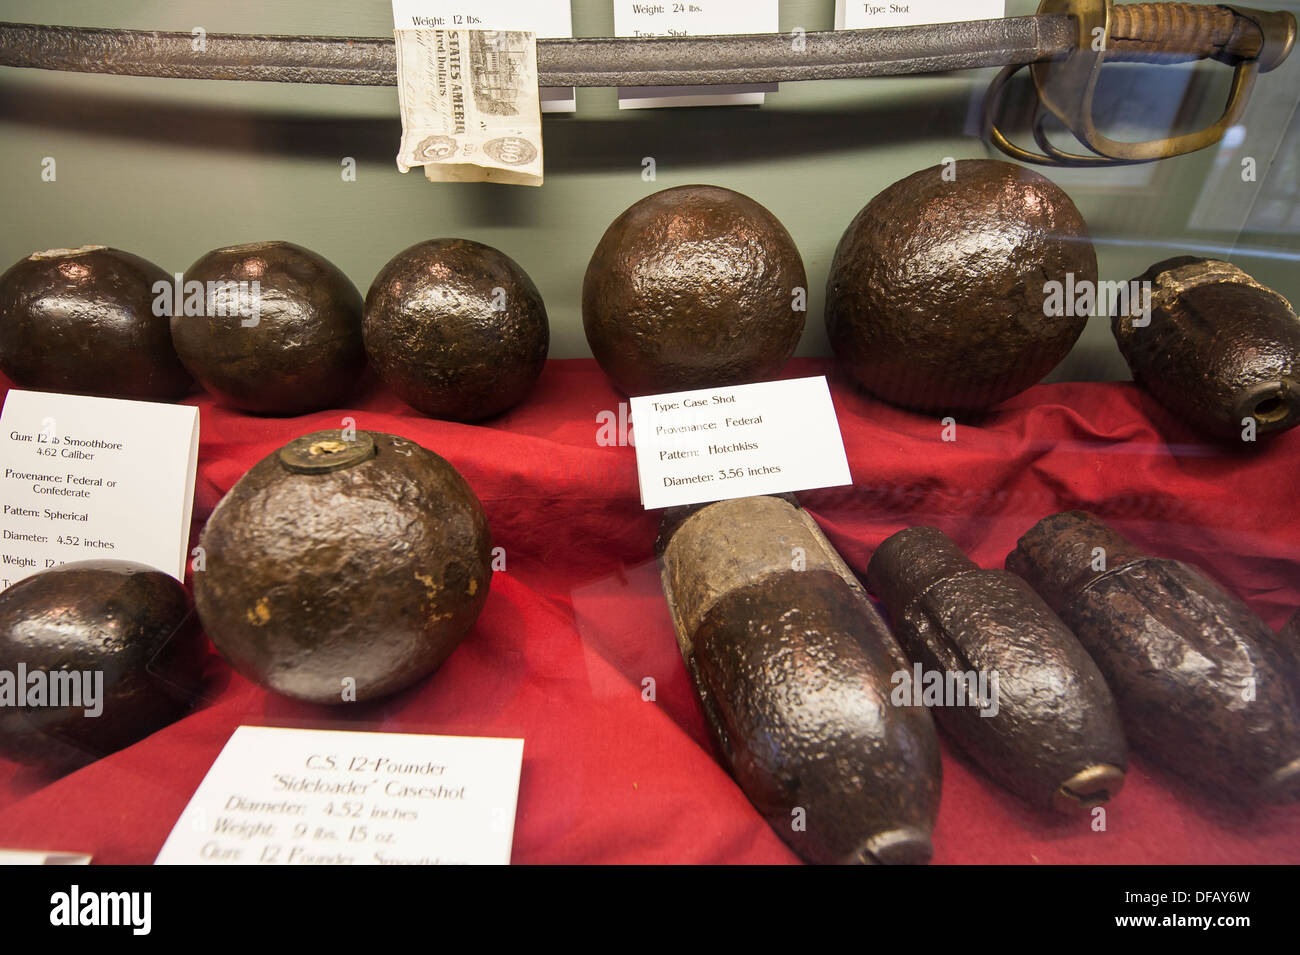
0;358;1296;864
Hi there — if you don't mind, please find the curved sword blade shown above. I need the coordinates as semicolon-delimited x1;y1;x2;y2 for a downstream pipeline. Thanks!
0;17;1076;87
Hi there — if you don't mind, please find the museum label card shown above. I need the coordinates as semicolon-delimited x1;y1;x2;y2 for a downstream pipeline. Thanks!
391;0;576;112
0;849;91;864
631;376;852;509
835;0;1004;29
155;726;525;865
614;0;779;109
0;390;199;590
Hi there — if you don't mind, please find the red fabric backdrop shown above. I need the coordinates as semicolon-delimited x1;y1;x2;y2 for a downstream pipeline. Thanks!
0;357;1296;864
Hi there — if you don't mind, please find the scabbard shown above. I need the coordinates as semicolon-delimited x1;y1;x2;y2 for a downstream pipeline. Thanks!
1007;511;1300;803
868;526;1127;813
657;494;941;865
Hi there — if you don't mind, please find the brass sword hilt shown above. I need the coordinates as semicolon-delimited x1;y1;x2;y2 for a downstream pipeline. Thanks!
985;0;1297;165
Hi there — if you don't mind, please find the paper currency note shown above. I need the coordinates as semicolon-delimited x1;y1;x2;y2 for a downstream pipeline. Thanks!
394;29;543;187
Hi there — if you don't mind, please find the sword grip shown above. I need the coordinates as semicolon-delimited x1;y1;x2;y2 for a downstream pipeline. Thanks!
1107;3;1291;69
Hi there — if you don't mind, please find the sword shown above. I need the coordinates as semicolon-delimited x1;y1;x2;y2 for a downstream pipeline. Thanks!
0;0;1293;167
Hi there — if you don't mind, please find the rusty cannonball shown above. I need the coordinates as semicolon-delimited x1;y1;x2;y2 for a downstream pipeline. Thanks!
171;241;365;415
363;239;548;421
583;184;807;396
825;160;1097;412
0;246;193;400
0;560;205;770
193;429;492;704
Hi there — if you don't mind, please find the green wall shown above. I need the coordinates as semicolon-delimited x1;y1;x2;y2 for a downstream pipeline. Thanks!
2;0;1297;380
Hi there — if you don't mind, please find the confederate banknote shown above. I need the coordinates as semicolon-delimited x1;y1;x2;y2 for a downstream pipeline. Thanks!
394;29;543;187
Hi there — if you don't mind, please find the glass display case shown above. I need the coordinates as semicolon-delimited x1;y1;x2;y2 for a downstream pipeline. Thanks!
0;0;1296;886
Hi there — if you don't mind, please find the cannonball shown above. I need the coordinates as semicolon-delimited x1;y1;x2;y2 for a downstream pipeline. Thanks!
171;241;365;415
825;160;1097;412
363;239;548;421
0;560;204;769
0;246;193;401
193;430;492;704
582;184;807;396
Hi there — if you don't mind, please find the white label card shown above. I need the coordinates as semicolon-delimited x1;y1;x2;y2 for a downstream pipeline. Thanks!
631;376;853;510
614;0;779;109
0;849;92;865
0;390;199;590
156;726;525;865
835;0;1004;29
391;0;575;112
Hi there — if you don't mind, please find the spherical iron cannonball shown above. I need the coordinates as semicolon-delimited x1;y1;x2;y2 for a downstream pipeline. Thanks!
0;246;192;401
825;160;1097;412
363;239;549;421
193;430;492;704
0;560;204;770
171;241;365;416
583;184;808;397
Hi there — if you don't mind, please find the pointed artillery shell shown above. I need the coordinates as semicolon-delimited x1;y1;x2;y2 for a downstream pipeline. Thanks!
657;495;941;865
1007;511;1300;803
867;526;1127;812
1113;257;1300;440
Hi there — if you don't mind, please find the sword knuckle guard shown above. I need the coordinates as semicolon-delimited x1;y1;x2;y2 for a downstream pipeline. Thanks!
987;0;1296;166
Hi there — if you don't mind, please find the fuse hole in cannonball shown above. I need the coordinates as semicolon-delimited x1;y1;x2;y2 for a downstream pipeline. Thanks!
1254;396;1288;423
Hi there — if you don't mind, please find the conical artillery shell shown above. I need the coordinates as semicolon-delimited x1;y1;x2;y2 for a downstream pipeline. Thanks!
867;526;1127;813
1113;257;1300;440
658;495;941;865
1007;511;1300;803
